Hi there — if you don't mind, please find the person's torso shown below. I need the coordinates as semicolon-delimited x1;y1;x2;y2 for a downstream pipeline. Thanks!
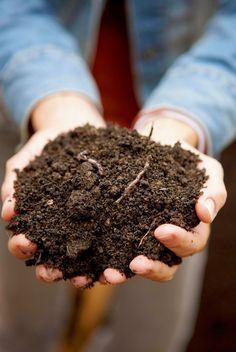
54;0;216;103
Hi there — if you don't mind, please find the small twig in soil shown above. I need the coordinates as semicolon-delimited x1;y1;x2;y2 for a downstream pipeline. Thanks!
77;150;104;176
66;245;73;257
148;123;154;141
46;199;54;206
115;159;150;204
138;218;157;248
35;251;42;265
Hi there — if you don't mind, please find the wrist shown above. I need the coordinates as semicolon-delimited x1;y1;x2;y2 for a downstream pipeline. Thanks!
31;93;106;133
134;109;207;152
136;116;198;147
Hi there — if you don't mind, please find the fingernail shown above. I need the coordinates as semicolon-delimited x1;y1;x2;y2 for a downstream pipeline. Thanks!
205;198;216;222
46;268;63;281
71;276;91;288
130;256;151;274
1;197;14;219
21;249;34;256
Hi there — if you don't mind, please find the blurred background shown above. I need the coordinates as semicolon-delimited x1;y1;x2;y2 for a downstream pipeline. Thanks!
0;108;236;352
187;140;236;352
0;0;235;348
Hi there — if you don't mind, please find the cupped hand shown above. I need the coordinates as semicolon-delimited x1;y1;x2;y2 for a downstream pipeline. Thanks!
112;115;227;285
84;135;226;286
1;93;107;288
127;145;226;283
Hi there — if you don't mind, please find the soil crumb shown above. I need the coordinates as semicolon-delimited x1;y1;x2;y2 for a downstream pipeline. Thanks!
7;124;207;283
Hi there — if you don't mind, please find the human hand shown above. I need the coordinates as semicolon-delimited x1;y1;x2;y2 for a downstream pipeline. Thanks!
98;116;226;285
2;110;226;288
1;93;107;287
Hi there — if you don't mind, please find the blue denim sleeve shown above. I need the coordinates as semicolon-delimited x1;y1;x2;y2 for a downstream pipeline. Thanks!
144;3;236;156
0;0;101;127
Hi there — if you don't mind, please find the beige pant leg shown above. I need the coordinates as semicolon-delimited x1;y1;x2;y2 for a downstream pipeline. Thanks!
86;248;207;352
0;114;72;352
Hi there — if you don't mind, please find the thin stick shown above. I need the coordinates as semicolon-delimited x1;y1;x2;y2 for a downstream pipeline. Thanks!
77;150;104;176
35;251;42;265
115;159;150;204
138;218;156;247
148;123;154;141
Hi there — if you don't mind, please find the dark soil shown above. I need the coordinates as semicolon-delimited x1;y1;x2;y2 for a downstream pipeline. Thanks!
8;124;207;283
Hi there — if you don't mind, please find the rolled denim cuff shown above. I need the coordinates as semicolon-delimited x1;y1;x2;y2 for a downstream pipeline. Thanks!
1;46;101;137
143;62;236;156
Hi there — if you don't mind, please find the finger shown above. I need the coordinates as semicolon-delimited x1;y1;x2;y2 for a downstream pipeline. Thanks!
36;264;63;283
70;276;92;288
196;155;227;223
2;150;33;203
130;255;178;282
102;268;126;285
1;196;16;221
98;273;109;285
8;234;37;259
1;129;55;203
154;223;210;257
172;142;227;224
1;165;17;203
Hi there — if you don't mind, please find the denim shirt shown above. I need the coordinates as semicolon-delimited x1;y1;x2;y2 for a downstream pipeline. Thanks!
0;0;236;155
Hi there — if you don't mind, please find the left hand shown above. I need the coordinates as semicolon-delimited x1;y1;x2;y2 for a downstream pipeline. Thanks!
99;116;227;285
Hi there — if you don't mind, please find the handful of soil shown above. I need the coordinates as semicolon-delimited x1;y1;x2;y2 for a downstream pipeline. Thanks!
8;124;207;283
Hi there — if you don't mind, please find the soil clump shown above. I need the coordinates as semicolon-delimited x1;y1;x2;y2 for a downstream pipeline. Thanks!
7;124;207;283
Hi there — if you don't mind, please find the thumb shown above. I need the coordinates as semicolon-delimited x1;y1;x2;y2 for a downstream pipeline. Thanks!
196;154;227;223
1;129;56;221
